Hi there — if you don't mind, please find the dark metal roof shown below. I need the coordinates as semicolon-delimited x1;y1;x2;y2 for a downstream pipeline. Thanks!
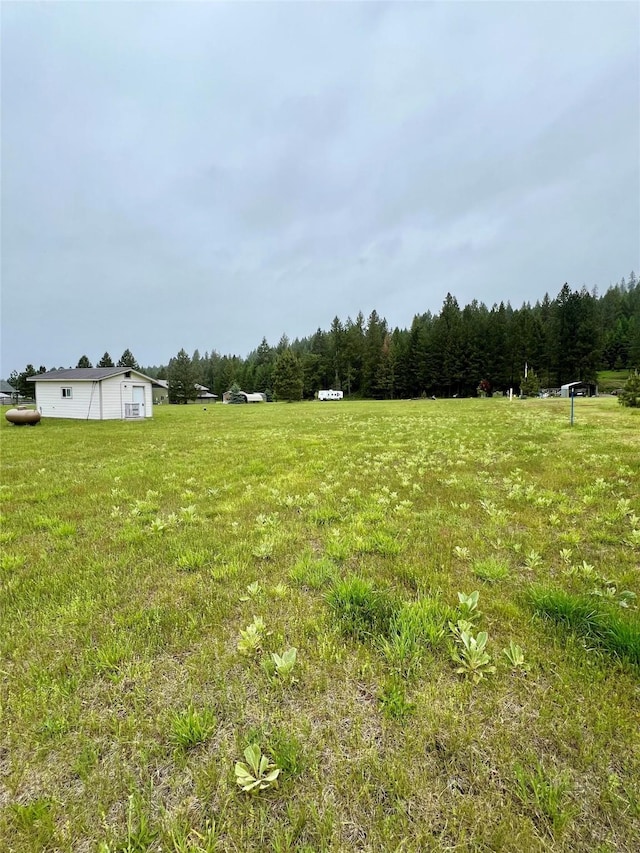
0;380;16;393
27;368;155;383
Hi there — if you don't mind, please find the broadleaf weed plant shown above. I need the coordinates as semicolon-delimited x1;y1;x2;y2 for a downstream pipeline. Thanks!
457;590;481;622
271;647;297;682
503;640;527;670
239;581;263;601
450;629;496;683
237;616;268;656
235;744;281;793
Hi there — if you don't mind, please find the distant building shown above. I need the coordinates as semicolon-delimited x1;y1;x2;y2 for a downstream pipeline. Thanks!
152;379;169;405
0;380;17;405
560;381;598;398
222;390;266;403
153;379;218;404
195;384;218;402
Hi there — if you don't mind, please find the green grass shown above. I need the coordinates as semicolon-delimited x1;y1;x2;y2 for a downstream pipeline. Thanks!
527;586;640;667
597;369;632;393
1;397;639;851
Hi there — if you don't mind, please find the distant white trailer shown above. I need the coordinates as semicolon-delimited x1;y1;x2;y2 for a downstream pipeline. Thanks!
318;389;344;401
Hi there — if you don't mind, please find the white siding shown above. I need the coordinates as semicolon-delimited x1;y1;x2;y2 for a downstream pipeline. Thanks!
35;381;102;419
100;375;122;419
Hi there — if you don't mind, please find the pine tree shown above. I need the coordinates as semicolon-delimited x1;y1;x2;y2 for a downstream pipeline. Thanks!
13;364;38;397
77;355;93;368
227;382;246;404
362;310;387;397
273;349;303;401
97;352;115;368
117;349;139;369
520;369;540;397
618;371;640;408
167;349;197;404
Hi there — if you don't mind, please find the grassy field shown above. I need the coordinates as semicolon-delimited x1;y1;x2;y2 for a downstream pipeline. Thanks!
1;398;639;852
596;371;632;394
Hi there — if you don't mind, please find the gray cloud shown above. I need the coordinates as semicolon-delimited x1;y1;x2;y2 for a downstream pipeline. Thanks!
2;1;638;372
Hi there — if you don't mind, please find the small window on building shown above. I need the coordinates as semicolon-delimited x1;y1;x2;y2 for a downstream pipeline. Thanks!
125;371;131;378
61;387;72;398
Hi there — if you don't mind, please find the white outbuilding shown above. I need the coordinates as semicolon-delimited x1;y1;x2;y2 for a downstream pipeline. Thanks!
28;368;154;420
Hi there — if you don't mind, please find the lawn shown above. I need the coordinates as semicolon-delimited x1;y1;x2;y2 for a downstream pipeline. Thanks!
1;398;639;852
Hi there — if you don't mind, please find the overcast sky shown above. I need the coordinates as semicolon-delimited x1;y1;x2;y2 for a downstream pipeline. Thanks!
2;1;638;375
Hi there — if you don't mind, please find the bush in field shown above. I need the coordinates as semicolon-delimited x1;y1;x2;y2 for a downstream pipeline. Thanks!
617;371;640;408
520;369;540;397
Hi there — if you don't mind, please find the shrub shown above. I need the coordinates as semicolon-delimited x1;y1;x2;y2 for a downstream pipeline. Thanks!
618;371;640;408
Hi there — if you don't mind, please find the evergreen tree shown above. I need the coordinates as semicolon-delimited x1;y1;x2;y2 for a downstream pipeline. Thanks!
227;382;246;404
344;313;365;395
618;371;640;408
77;355;93;368
433;294;463;396
301;351;323;399
362;310;387;397
273;349;303;401
167;349;197;404
329;316;345;387
11;364;38;397
378;332;397;399
628;316;640;370
520;369;541;397
97;352;115;368
253;337;275;393
276;333;290;353
117;349;139;369
191;349;205;385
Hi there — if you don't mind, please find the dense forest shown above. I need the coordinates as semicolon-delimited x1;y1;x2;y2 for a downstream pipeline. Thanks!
7;275;640;400
168;275;640;399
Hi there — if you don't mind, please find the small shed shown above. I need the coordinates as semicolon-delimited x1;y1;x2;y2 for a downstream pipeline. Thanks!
28;368;154;420
222;390;266;404
0;380;17;405
560;381;598;398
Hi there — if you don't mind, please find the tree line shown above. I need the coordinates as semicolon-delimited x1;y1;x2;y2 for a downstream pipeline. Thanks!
165;274;640;400
6;275;639;401
6;350;138;398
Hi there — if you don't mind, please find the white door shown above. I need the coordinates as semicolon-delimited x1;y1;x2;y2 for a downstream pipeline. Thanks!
132;385;145;417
